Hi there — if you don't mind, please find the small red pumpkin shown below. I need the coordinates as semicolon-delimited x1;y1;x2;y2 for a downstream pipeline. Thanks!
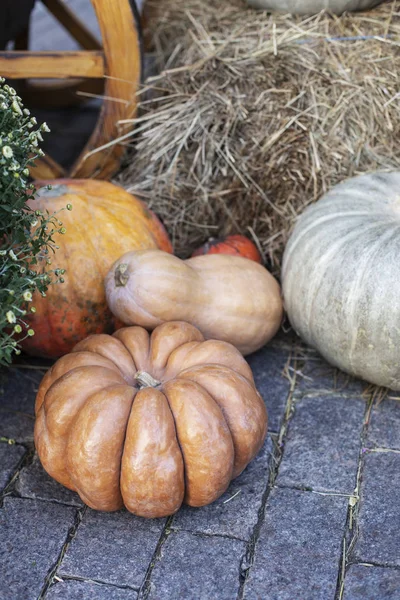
192;235;262;263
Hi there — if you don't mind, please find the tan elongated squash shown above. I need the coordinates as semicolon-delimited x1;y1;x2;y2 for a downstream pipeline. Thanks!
105;250;283;355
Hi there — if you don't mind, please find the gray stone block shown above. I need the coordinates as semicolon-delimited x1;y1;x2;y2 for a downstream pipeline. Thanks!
247;346;291;432
277;394;365;493
355;451;400;566
173;437;273;541
46;579;138;600
295;350;364;394
148;531;245;600
59;509;165;589
15;454;83;507
367;399;400;451
0;442;25;491
0;497;76;600
244;487;348;600
0;368;45;442
343;564;400;600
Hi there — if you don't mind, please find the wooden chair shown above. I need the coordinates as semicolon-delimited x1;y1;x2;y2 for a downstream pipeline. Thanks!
0;0;142;180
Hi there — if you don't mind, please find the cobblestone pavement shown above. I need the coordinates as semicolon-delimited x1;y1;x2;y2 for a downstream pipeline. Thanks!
1;332;400;600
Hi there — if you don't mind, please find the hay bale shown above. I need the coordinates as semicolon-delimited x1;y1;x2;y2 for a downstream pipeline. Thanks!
117;0;400;273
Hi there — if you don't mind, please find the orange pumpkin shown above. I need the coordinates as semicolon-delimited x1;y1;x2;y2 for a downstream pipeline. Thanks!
22;179;172;358
34;321;267;518
192;235;262;263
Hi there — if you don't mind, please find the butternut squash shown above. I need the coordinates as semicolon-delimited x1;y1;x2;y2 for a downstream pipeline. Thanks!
105;250;283;355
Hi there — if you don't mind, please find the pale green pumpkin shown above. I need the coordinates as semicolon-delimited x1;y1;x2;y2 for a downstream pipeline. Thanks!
282;172;400;390
247;0;383;15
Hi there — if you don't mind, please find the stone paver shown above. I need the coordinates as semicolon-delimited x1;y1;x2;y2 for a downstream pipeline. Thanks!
0;497;76;600
244;487;348;600
173;437;273;541
247;346;291;432
343;564;400;600
277;394;365;493
46;579;138;599
148;531;245;600
0;368;44;443
367;399;400;451
1;326;399;600
15;454;83;507
0;442;25;491
295;350;364;394
355;451;400;566
59;509;165;589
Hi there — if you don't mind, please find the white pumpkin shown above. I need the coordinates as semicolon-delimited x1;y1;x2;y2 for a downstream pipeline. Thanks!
246;0;383;15
282;172;400;390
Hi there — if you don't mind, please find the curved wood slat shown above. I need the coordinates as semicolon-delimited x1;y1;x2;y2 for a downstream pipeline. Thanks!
71;0;141;179
0;50;105;79
40;0;102;50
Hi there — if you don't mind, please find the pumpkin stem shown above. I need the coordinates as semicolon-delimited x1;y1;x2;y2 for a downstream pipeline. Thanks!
115;263;129;287
134;371;161;389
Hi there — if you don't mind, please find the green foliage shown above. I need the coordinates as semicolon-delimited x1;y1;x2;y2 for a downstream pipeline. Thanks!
0;78;68;365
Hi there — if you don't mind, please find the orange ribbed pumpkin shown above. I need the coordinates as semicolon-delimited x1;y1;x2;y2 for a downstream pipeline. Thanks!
21;179;172;358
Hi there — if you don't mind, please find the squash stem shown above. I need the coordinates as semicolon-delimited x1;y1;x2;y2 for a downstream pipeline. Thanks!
134;371;161;389
115;263;129;287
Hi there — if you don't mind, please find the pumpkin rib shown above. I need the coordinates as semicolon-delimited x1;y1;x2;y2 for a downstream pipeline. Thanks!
112;326;151;373
77;196;105;275
72;334;137;385
42;364;124;411
63;202;99;344
148;321;205;378
297;220;389;345
89;187;167;256
341;225;400;375
163;378;234;507
171;339;255;384
39;365;126;487
35;351;123;414
38;373;127;492
35;408;75;490
163;341;203;381
178;365;267;478
101;202;159;249
120;387;185;518
282;211;385;268
66;383;136;512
